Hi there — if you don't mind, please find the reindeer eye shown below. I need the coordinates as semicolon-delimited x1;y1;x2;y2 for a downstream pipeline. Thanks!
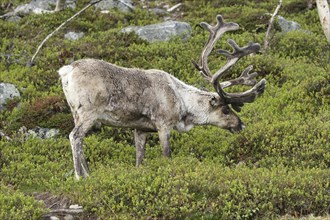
222;106;230;115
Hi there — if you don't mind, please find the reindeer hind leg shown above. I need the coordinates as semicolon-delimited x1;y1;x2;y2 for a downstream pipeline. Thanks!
69;115;95;180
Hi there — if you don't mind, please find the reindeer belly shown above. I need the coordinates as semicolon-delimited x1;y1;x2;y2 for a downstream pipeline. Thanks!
97;107;157;131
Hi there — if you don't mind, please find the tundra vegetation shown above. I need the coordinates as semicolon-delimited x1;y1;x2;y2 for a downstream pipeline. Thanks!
0;0;329;219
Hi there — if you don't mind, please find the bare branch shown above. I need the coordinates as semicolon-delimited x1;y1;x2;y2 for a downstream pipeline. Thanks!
264;0;282;51
30;0;104;65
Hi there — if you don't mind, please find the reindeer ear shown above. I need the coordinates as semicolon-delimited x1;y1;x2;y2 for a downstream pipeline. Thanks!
209;95;221;107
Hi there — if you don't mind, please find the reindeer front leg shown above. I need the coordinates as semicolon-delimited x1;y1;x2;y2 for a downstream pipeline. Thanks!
158;129;171;157
134;129;148;167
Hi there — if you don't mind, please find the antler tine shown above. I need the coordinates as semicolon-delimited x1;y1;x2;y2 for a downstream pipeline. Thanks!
217;40;261;59
211;38;264;109
192;15;239;82
226;79;266;112
212;40;261;85
220;65;258;89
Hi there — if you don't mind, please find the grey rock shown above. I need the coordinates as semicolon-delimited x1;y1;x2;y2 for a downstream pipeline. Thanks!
1;0;76;18
0;83;20;110
121;21;192;42
0;130;11;140
64;215;74;220
149;8;167;15
28;126;60;139
1;2;52;18
6;15;22;22
30;0;57;10
277;15;301;33
64;31;84;41
29;0;76;11
50;216;60;220
94;0;134;12
12;3;53;16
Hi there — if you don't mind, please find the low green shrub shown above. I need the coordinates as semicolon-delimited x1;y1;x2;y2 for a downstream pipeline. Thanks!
60;159;330;219
3;95;72;134
271;31;330;70
185;4;269;33
0;138;72;189
0;183;44;220
1;134;330;219
281;0;310;14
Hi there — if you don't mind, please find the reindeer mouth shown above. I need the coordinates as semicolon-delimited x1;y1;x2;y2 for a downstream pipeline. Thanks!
229;123;245;133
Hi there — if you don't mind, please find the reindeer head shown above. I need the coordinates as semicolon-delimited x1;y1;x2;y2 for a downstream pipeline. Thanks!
193;15;266;133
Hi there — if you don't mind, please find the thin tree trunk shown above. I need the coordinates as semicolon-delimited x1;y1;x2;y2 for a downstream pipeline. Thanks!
264;0;282;51
316;0;330;43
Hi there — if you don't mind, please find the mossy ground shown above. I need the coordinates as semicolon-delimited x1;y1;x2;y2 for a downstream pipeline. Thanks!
0;0;329;219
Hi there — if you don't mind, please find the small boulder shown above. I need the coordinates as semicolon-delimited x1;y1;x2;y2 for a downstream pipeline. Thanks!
30;0;57;11
0;83;20;110
28;0;76;11
94;0;134;12
277;15;301;33
64;31;84;41
6;15;22;22
1;0;76;19
121;21;192;42
10;2;53;17
0;130;11;140
28;126;60;139
63;215;74;220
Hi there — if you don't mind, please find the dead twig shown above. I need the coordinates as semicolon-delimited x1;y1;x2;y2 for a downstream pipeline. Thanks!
167;3;182;12
48;208;83;214
30;0;104;65
264;0;282;51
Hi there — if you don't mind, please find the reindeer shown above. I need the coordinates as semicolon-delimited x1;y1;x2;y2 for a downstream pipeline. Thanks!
59;15;266;180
